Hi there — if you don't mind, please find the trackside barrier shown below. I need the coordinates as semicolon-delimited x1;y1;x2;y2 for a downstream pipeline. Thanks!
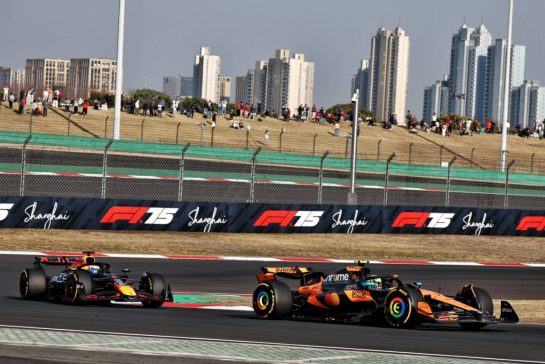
1;195;545;236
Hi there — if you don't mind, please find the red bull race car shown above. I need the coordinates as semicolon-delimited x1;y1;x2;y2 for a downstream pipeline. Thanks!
252;260;519;329
20;252;172;307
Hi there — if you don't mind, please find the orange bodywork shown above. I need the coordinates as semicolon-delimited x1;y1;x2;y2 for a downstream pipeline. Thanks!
420;288;478;312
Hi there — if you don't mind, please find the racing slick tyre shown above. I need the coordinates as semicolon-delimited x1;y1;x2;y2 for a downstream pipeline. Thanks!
252;281;293;319
140;273;166;308
20;268;47;300
457;285;493;330
66;270;93;304
383;287;422;329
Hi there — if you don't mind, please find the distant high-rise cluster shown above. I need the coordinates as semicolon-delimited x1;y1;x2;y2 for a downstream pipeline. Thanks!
424;23;544;129
236;49;314;113
22;58;117;99
0;66;25;97
352;27;410;123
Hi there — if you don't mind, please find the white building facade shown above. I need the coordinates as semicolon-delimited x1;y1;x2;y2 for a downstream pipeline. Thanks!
193;47;221;103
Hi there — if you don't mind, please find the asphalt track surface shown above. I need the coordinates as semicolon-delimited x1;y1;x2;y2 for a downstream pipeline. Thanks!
1;255;544;362
0;148;542;209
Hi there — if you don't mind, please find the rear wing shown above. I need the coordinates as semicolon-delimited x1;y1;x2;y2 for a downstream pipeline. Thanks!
34;256;72;267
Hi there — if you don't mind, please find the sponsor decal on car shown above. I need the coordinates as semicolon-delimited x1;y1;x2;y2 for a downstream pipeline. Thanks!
187;207;227;232
324;273;349;282
253;210;323;227
516;216;545;231
23;202;70;229
100;206;178;225
0;203;14;222
392;212;454;228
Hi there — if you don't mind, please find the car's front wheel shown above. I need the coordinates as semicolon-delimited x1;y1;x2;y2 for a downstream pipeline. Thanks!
140;273;166;308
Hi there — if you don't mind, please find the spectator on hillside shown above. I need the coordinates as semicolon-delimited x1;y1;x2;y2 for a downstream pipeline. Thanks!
52;89;59;108
18;96;26;114
366;115;374;126
73;99;79;115
263;130;270;145
134;99;140;115
42;98;48;117
334;121;340;137
82;100;89;116
3;85;8;101
64;99;70;112
8;93;14;109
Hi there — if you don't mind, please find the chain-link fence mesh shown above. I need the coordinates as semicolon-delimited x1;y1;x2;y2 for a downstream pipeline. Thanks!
2;133;545;209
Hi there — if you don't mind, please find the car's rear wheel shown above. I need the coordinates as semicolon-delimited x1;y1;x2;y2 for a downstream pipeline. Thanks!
65;270;93;304
383;287;421;328
252;281;293;319
20;268;47;300
458;285;493;330
140;273;166;308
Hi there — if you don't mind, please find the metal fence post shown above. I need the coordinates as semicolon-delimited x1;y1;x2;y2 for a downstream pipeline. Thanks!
279;129;284;153
504;160;516;209
104;116;109;138
318;151;329;204
29;103;33;135
101;139;113;199
408;142;413;165
531;153;535;174
250;147;262;203
67;114;71;136
245;129;250;150
383;153;396;206
19;135;32;197
211;124;215;147
376;139;382;161
345;136;350;158
470;147;475;168
312;134;317;157
175;122;181;144
445;156;457;207
140;119;145;141
200;122;204;146
177;143;191;201
439;144;444;165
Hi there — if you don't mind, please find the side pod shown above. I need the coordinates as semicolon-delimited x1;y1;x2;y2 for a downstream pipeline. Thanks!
500;301;519;323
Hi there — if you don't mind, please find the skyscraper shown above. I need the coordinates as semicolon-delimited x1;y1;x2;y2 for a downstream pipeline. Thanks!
483;39;526;126
180;77;193;98
0;67;25;97
351;59;369;109
367;27;410;123
217;76;231;102
163;75;181;99
423;76;449;123
511;80;545;129
193;47;221;102
447;24;492;119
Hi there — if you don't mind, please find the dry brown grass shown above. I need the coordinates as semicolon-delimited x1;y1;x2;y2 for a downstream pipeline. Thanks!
1;102;543;172
1;229;544;262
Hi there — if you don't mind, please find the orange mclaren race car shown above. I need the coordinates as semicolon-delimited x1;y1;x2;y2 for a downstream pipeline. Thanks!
252;260;519;329
20;252;172;307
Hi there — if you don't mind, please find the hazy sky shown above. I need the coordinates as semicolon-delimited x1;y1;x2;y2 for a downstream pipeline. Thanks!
1;0;544;117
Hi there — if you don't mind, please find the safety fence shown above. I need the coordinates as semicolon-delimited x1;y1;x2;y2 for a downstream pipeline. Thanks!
2;103;545;175
1;195;544;236
1;132;545;210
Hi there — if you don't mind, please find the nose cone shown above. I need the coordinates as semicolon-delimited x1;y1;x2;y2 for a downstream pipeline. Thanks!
118;285;136;297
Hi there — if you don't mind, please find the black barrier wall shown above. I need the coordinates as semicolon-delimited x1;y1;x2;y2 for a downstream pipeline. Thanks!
0;195;543;236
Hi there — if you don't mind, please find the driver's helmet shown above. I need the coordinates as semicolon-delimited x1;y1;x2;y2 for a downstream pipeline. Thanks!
365;275;382;289
83;264;101;275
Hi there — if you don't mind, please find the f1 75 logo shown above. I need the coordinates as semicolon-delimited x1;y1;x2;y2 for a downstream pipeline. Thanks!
516;216;545;231
392;212;454;228
0;203;14;221
253;210;324;227
100;206;178;225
